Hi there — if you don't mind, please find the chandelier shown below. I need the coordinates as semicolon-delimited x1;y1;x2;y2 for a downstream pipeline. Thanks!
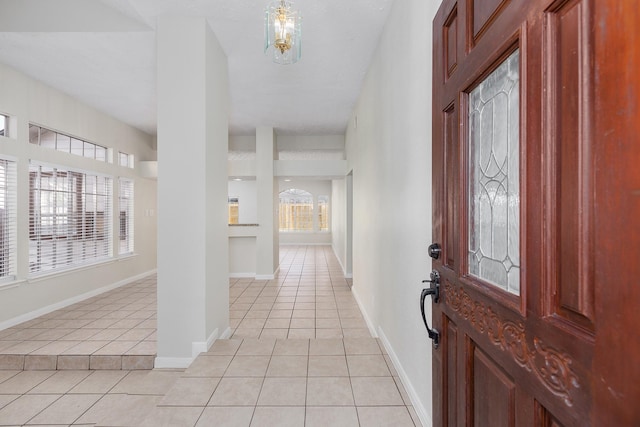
264;0;302;65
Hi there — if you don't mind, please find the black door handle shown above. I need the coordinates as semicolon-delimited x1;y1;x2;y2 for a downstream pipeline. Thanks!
420;270;440;348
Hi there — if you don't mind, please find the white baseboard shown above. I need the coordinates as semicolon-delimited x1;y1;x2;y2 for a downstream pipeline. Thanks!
229;273;255;279
378;328;432;427
331;244;347;276
0;269;157;332
157;326;232;369
255;267;279;281
350;286;378;339
192;328;220;358
190;343;207;358
279;243;331;246
207;329;219;349
154;357;193;369
331;244;352;279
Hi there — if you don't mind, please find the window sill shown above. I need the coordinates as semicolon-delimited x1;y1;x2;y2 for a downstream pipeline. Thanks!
0;254;139;290
27;257;116;283
117;252;138;260
0;278;26;292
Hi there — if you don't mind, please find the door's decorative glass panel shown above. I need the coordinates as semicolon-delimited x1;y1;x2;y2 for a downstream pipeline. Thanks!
468;49;520;295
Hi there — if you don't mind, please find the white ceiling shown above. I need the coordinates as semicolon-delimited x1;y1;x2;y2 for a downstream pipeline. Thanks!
0;0;394;136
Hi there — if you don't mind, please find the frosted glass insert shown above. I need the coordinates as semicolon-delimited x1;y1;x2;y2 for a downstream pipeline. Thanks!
468;50;520;295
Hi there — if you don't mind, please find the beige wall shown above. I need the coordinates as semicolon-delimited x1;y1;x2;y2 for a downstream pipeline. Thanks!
0;62;157;327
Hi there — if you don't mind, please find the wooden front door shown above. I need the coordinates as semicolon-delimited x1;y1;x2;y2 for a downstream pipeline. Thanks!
430;0;640;425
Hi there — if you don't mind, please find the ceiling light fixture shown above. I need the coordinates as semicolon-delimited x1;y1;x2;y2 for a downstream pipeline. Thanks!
265;0;302;65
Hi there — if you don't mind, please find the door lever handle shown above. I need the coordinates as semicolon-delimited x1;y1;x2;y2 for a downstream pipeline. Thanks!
422;270;440;303
420;270;440;348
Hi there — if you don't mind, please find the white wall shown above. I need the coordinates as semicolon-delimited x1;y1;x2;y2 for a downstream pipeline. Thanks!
228;180;257;224
279;233;331;245
255;127;279;278
230;134;345;153
346;0;440;425
229;237;256;277
277;135;345;152
156;17;229;365
331;178;347;273
227;180;258;277
227;159;255;177
229;135;256;152
275;160;347;178
0;62;157;326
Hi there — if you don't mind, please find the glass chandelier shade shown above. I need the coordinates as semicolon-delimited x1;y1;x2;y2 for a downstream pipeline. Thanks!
264;0;302;65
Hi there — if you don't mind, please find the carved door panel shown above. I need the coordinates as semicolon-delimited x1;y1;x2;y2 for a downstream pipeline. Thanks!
431;0;640;426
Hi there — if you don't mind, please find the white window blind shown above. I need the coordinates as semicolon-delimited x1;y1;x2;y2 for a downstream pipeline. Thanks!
119;152;134;168
0;114;8;137
29;163;112;274
0;159;17;282
119;178;134;254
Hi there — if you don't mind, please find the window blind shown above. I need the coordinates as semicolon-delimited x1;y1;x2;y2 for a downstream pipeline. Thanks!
0;115;8;137
29;163;112;274
0;159;17;282
118;178;134;255
119;152;134;168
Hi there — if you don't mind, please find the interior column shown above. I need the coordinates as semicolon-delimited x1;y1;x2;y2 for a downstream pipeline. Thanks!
155;16;230;367
255;127;279;279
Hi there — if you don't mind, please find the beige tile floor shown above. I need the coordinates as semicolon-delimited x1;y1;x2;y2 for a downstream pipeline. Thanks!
0;277;157;370
0;245;366;370
229;245;370;340
0;246;422;426
0;338;420;426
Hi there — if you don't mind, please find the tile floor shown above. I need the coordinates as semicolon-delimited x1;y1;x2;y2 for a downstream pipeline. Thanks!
0;278;157;370
0;337;420;426
0;246;422;426
229;245;370;340
0;246;366;370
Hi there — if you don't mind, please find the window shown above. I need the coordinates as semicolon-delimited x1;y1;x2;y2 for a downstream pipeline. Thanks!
119;151;134;168
29;163;112;274
29;124;108;162
228;197;239;224
0;159;17;281
279;189;313;231
0;114;8;137
119;178;134;255
318;195;329;231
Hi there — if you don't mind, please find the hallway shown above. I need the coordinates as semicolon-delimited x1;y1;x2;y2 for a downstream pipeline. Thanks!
230;245;367;340
0;246;421;426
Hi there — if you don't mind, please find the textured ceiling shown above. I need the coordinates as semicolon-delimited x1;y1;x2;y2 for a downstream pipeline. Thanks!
0;0;394;136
